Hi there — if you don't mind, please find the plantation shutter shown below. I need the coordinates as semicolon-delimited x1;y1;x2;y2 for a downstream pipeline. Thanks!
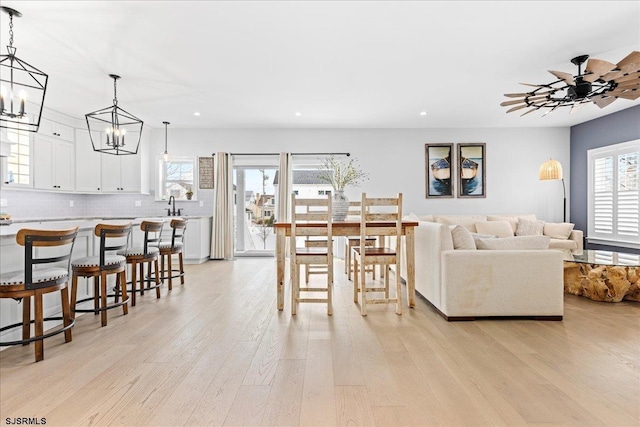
588;140;640;247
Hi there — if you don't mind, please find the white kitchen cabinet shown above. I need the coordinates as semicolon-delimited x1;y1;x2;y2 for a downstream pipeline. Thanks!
183;216;211;264
75;129;103;192
101;153;142;192
39;117;74;142
33;136;75;191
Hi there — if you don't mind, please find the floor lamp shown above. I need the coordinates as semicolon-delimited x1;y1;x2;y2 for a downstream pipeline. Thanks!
539;159;566;222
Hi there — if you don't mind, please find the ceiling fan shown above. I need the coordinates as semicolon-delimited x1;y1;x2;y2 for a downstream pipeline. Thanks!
502;51;640;116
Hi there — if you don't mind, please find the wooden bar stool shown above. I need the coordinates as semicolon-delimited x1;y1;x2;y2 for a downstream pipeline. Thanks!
155;219;186;290
116;220;163;306
70;223;131;327
0;227;79;362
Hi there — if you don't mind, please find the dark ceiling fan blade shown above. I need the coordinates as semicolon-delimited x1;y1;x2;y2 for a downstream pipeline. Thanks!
582;58;617;82
548;70;575;86
592;95;617;109
506;104;529;113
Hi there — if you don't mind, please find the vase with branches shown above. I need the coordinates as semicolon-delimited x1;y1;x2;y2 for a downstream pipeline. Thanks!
318;156;369;221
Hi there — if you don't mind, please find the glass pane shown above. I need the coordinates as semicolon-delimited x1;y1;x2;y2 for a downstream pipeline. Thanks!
234;167;278;255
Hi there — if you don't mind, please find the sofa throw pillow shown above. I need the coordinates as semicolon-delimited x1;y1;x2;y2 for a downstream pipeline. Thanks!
475;221;514;238
516;218;544;236
486;215;536;233
450;225;476;250
437;217;479;232
404;212;421;222
543;222;575;240
476;235;550;250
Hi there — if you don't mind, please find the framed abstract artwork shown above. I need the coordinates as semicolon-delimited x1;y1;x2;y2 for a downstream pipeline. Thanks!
425;143;454;198
457;143;486;198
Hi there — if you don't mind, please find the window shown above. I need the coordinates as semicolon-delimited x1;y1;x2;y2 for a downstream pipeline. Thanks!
158;156;196;200
5;126;31;186
588;140;640;248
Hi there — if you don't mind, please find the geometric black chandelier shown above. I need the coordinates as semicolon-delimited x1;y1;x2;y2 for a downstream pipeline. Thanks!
0;6;48;133
85;74;143;155
502;51;640;116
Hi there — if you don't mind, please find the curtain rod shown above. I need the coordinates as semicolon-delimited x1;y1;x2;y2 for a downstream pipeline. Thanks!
211;152;350;157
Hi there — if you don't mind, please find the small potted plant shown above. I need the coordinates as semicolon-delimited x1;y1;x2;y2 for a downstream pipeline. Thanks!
318;155;368;221
185;186;194;200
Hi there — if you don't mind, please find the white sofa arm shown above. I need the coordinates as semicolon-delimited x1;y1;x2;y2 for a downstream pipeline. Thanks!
440;250;564;318
569;229;583;254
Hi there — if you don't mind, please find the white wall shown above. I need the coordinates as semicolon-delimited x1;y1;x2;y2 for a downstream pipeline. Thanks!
148;127;570;222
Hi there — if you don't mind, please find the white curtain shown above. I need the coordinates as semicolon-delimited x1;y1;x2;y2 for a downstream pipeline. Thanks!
211;152;234;260
276;152;293;223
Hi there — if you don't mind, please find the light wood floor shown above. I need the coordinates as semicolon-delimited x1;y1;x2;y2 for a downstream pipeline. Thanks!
1;258;639;427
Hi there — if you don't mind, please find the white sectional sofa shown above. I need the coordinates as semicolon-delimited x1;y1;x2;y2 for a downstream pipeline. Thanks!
397;214;582;321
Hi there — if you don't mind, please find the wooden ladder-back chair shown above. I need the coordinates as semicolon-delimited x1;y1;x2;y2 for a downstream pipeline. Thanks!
290;193;333;315
0;227;79;362
155;219;187;290
343;201;377;281
352;193;403;316
71;223;132;327
117;220;163;306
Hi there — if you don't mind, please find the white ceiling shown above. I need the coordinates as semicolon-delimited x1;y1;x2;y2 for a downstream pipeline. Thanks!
1;1;639;130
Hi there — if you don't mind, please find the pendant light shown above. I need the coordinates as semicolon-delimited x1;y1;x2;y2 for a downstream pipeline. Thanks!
0;6;48;134
85;74;143;155
162;121;170;161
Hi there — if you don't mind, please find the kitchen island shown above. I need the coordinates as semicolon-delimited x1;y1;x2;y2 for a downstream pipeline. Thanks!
0;216;211;344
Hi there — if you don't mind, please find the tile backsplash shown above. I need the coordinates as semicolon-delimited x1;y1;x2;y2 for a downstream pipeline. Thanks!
0;189;213;221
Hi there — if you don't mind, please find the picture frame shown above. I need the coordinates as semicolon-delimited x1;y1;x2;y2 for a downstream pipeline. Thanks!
457;143;486;198
198;156;215;189
425;143;454;198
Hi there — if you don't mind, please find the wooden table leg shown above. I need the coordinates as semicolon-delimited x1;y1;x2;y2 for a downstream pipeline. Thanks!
276;228;286;311
405;226;416;308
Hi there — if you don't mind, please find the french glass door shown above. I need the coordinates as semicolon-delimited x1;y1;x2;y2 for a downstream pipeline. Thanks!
233;165;278;257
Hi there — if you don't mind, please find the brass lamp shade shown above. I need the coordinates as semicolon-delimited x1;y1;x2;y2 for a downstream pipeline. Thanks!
539;159;563;180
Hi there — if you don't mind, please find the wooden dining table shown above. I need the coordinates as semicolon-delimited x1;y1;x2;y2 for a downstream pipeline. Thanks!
274;220;419;311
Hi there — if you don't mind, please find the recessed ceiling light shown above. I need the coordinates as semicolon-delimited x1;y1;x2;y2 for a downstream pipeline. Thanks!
295;112;301;117
420;111;427;116
194;112;201;116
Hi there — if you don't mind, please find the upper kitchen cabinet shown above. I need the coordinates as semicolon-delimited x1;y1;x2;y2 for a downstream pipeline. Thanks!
75;129;102;192
76;128;149;194
33;136;75;191
38;117;75;142
100;151;144;193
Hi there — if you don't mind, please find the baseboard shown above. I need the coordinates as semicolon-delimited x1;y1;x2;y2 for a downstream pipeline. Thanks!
414;289;563;322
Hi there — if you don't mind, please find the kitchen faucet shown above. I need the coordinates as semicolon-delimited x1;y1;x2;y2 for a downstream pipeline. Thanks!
167;196;181;216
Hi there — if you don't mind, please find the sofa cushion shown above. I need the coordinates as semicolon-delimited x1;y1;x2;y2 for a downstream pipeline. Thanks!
516;218;545;236
419;214;435;222
548;238;577;250
436;215;487;232
487;214;537;233
450;225;476;250
475;221;514;238
476;235;550;250
543;222;575;240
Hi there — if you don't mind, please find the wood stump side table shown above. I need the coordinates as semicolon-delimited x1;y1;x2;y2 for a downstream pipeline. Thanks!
564;250;639;302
